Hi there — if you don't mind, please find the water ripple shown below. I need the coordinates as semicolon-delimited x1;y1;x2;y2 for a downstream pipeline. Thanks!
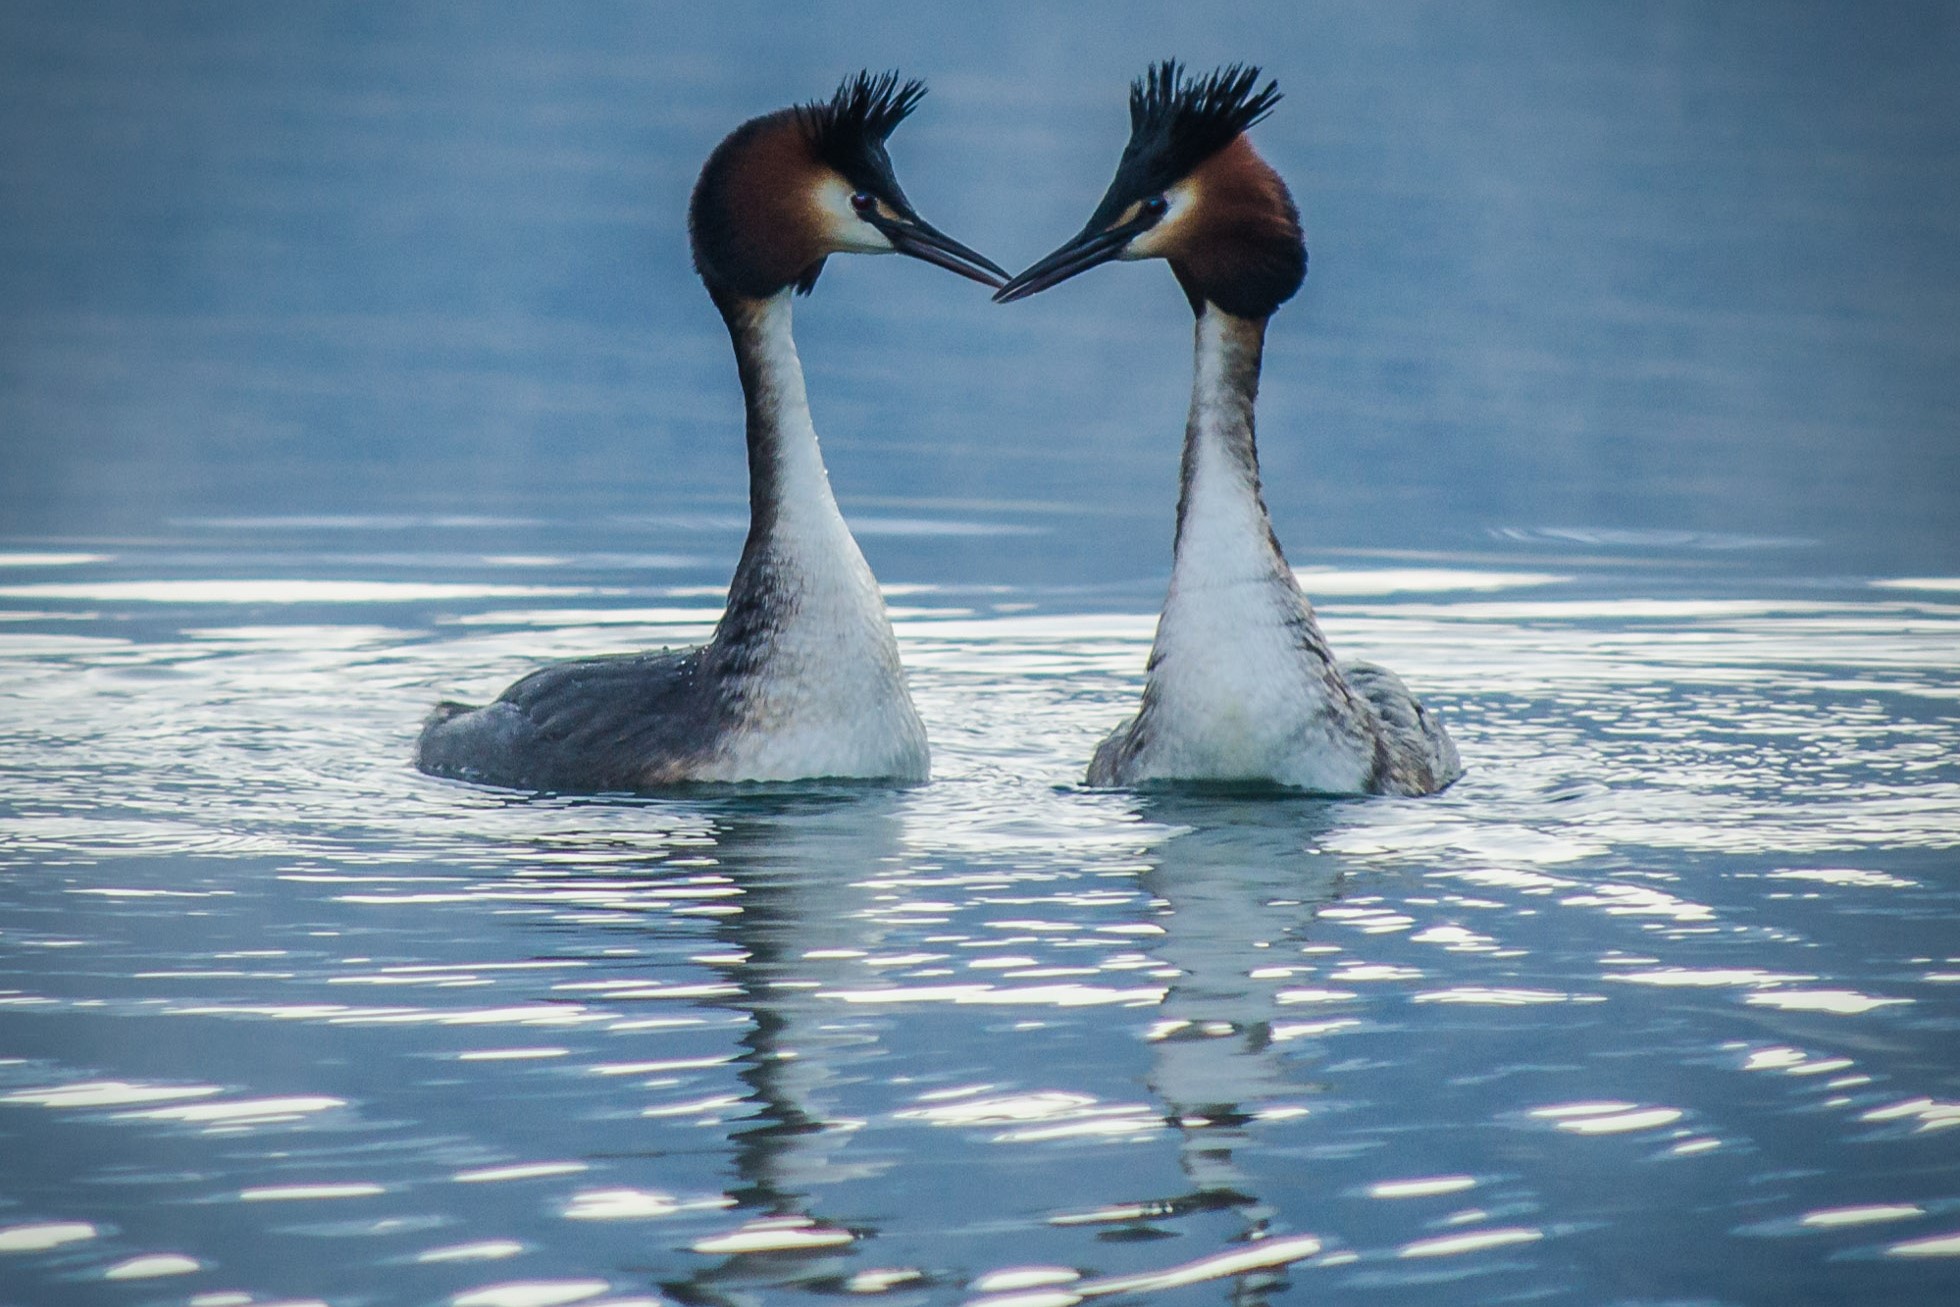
3;550;1957;1304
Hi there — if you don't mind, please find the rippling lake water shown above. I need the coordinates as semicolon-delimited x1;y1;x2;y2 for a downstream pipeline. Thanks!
3;3;1958;1306
2;536;1956;1306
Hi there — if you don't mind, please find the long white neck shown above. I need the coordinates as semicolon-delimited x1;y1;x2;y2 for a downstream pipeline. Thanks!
1117;303;1378;790
1168;307;1291;595
699;287;927;782
711;290;877;635
730;292;851;547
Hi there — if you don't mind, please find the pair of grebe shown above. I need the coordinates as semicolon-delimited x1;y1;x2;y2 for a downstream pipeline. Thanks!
416;65;1461;797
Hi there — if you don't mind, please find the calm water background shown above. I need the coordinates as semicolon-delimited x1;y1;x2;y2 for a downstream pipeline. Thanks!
2;3;1957;1305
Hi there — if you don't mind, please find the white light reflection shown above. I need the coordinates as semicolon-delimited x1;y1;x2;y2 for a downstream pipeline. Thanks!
450;1281;612;1307
588;1056;732;1076
0;581;603;604
2;1080;222;1109
969;1236;1327;1305
1736;1045;1860;1080
447;607;719;628
1555;1108;1684;1134
1557;885;1714;922
971;1268;1082;1293
1413;988;1589;1006
1744;990;1911;1015
0;552;111;566
1273;988;1357;1005
1317;907;1417;933
691;1215;854;1255
118;1095;344;1124
1067;1233;1324;1299
1768;868;1917;889
103;1254;200;1279
418;1242;527;1263
818;983;1162;1007
1611;968;1811;988
1408;925;1500;952
1270;1019;1360;1042
0;1222;97;1252
239;1183;385;1201
1368;1176;1477;1199
899;1090;1160;1144
1858;1098;1960;1131
560;1189;732;1221
967;1292;1080;1307
1328;964;1423;982
1293;567;1569;594
455;1049;571;1062
847;1269;926;1292
1871;577;1960;592
1800;1205;1925;1228
639;1094;746;1119
453;1162;587;1184
1397;1228;1544;1259
1529;1102;1684;1135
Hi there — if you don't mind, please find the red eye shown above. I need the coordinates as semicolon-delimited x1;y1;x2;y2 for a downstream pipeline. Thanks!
850;191;877;215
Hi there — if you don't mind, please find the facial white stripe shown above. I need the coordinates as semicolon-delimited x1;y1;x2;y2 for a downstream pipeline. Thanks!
1123;180;1197;261
813;174;894;254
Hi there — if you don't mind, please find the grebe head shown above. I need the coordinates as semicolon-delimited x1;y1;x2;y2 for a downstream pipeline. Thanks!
690;70;1006;301
995;62;1306;319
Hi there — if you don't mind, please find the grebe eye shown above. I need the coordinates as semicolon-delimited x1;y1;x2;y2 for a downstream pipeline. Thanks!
850;191;877;214
1141;195;1169;220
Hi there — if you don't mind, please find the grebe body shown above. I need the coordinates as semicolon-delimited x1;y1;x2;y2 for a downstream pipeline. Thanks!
417;73;1003;792
998;64;1460;796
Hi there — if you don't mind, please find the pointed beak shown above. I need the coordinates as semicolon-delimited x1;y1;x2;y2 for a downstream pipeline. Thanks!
993;223;1136;304
878;214;1009;289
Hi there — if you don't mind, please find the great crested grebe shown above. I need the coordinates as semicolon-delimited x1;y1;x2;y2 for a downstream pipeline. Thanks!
996;62;1461;795
417;72;1005;792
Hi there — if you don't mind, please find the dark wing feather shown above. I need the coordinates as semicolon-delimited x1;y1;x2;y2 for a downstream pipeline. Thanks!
1341;660;1463;796
417;649;726;792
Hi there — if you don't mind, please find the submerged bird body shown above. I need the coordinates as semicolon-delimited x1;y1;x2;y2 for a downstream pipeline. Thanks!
417;74;1004;792
1000;64;1460;796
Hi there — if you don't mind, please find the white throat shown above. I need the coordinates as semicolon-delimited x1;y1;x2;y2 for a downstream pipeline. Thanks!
1171;308;1281;590
1130;304;1376;790
746;293;849;542
707;291;928;782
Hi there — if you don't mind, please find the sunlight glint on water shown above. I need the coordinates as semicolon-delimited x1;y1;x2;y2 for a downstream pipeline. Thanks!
1;541;1956;1305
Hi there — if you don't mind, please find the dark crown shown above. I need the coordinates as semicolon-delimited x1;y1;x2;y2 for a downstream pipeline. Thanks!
796;70;925;192
1117;62;1281;198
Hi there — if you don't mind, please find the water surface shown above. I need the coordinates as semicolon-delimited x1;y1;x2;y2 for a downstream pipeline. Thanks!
3;4;1959;1305
2;538;1956;1306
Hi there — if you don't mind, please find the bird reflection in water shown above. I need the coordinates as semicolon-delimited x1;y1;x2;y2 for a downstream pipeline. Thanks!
1065;793;1344;1302
528;789;1347;1303
637;791;908;1305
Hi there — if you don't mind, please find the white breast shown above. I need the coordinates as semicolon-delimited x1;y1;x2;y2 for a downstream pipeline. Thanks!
697;293;929;783
711;536;929;784
1140;577;1376;791
1119;308;1377;791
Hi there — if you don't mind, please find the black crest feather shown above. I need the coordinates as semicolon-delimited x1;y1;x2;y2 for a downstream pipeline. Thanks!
1118;61;1281;198
797;70;926;184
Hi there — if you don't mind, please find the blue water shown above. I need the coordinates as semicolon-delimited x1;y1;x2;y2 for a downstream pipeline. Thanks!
2;4;1958;1306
